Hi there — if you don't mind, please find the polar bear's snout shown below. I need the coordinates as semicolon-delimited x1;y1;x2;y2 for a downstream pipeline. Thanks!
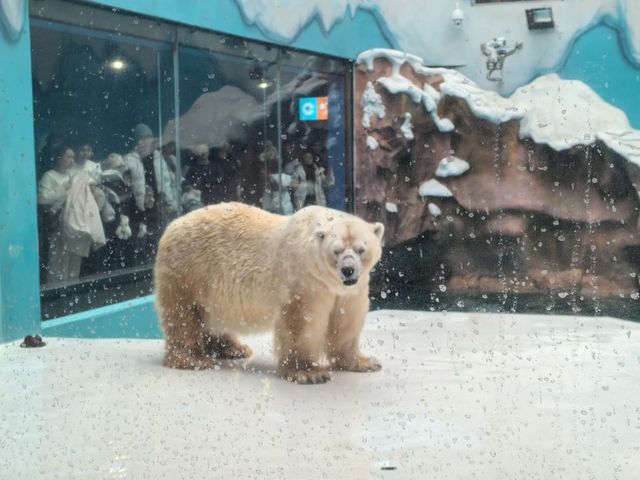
338;251;361;286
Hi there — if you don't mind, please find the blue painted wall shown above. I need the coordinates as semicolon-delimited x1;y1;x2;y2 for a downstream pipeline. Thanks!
0;11;41;343
85;0;396;59
557;23;640;130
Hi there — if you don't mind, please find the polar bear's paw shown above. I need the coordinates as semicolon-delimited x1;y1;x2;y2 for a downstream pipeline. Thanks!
333;353;382;373
279;367;331;384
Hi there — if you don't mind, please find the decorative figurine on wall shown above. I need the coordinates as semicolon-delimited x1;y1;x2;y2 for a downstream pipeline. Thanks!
481;37;523;82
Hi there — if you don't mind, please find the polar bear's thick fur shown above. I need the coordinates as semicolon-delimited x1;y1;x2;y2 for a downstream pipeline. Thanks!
154;202;384;384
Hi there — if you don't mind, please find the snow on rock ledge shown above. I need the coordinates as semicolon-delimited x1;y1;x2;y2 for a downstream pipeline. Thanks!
361;81;386;129
436;155;470;177
357;49;523;129
428;203;442;217
357;49;640;167
510;74;640;166
366;136;379;150
419;179;453;198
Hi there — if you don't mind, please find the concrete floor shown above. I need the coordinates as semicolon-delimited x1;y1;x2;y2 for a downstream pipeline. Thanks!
1;310;639;480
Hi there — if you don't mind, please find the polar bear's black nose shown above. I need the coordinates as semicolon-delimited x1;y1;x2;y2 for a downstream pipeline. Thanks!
341;266;355;278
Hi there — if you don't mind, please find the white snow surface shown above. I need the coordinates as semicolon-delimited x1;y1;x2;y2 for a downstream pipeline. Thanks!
236;0;640;93
419;179;453;198
3;311;639;479
436;155;470;177
360;81;386;129
366;135;379;150
400;112;414;140
428;202;442;217
385;201;398;213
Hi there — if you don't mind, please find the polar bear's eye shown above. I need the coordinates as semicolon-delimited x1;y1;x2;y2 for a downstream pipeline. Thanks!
333;247;345;256
355;246;366;255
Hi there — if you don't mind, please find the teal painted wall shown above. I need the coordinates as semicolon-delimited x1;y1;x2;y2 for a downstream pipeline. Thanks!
557;23;640;129
0;9;41;343
85;0;397;59
42;296;162;338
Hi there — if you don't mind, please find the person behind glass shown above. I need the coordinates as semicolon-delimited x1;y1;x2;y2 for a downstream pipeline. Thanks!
37;145;81;284
71;141;102;181
260;143;294;215
286;149;335;210
123;123;178;237
216;140;241;202
184;143;221;206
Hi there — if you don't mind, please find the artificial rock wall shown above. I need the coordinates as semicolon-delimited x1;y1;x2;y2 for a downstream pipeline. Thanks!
355;49;640;300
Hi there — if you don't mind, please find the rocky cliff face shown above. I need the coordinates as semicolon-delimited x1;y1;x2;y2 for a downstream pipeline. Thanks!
356;49;640;301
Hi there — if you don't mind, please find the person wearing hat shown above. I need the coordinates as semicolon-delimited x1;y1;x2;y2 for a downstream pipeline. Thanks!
123;123;178;239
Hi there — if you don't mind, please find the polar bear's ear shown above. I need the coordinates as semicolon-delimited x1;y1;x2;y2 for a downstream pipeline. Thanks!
373;222;385;240
314;229;326;241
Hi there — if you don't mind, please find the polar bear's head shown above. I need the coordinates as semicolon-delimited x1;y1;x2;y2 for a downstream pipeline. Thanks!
312;212;384;292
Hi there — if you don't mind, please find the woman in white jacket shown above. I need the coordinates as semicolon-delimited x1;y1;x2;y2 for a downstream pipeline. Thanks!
37;145;81;284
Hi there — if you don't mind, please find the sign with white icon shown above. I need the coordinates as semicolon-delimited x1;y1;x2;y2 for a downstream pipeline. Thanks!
299;97;328;121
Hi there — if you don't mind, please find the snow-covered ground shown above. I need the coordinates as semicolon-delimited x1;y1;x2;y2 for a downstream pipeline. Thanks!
1;310;639;479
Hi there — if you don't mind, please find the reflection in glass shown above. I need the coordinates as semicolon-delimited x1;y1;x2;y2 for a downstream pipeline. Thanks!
30;5;352;320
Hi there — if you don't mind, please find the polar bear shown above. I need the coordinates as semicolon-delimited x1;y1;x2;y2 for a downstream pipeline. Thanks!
154;202;384;384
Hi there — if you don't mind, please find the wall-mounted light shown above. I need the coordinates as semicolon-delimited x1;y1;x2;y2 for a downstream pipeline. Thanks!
526;7;554;30
451;2;464;27
258;79;271;89
109;59;126;70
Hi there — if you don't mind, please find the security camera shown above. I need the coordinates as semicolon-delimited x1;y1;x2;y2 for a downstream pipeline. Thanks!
451;3;464;27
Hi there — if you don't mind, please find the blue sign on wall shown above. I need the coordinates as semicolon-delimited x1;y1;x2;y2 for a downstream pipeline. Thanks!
299;97;328;121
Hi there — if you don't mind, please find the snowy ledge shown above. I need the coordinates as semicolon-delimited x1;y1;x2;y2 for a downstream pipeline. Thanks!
357;49;640;166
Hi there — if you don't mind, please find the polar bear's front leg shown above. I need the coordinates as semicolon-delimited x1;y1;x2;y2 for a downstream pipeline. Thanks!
326;290;382;373
275;296;332;384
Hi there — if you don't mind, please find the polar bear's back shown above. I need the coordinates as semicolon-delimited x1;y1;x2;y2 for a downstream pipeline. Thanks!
157;201;286;270
154;203;287;323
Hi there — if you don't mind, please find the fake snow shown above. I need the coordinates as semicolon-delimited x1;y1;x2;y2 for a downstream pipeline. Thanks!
366;135;379;150
511;74;640;166
358;49;640;167
358;49;523;128
400;113;414;140
419;179;453;198
361;81;386;129
385;202;398;213
428;202;442;217
435;155;470;177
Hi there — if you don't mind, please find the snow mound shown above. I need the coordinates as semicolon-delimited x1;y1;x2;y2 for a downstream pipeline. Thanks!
400;113;414;140
385;201;398;213
366;136;379;150
428;203;442;217
358;49;522;132
436;155;470;177
510;74;640;166
419;179;453;198
361;81;386;129
358;49;640;167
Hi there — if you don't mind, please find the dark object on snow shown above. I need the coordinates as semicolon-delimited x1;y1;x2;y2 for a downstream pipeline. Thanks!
20;335;46;348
